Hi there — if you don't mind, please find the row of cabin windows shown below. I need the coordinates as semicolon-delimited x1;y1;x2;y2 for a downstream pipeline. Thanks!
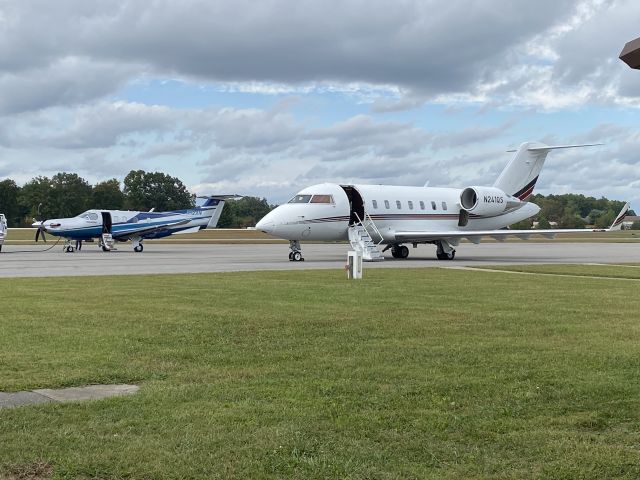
371;200;448;211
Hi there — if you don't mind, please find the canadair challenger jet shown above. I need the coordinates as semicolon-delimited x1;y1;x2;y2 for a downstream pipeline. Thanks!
256;142;630;261
32;196;235;253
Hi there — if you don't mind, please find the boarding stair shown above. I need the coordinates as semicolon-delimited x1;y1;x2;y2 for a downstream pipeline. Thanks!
348;213;384;262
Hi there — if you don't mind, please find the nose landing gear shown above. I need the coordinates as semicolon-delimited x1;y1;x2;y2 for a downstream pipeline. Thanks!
289;240;304;261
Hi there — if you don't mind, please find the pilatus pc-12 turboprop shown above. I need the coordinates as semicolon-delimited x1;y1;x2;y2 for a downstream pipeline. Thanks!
256;142;630;261
32;196;236;253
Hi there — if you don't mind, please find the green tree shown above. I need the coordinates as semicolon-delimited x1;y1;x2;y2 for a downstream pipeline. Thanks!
93;179;125;209
594;209;616;229
631;221;640;230
50;173;93;218
536;214;551;229
218;197;274;228
123;170;194;211
18;176;53;223
508;219;533;230
0;179;22;226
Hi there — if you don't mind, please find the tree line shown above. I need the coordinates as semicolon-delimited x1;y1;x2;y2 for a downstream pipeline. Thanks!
0;173;634;229
510;193;638;229
0;171;273;228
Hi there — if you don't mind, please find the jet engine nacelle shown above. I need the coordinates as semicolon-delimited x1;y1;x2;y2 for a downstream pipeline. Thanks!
460;186;510;216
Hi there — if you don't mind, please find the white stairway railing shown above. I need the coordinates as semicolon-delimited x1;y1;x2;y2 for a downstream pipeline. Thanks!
348;212;384;262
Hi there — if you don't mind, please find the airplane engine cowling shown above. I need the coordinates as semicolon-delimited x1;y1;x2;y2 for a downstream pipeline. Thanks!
460;186;510;216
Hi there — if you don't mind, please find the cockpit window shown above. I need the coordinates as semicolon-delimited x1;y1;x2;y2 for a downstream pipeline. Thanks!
310;195;334;204
288;194;312;204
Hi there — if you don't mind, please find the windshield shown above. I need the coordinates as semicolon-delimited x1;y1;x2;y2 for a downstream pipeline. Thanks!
310;194;334;204
288;194;312;204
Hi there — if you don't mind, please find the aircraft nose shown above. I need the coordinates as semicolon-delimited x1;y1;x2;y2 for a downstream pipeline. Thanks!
256;216;276;234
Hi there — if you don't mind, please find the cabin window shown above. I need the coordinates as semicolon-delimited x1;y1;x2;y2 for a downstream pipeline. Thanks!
396;200;402;209
288;194;312;204
442;201;447;211
419;201;425;210
372;200;378;209
408;201;414;210
88;213;99;221
310;194;334;204
384;200;390;209
431;201;437;210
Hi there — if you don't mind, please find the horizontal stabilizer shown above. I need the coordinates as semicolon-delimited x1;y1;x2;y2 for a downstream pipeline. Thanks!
506;143;602;152
197;194;243;200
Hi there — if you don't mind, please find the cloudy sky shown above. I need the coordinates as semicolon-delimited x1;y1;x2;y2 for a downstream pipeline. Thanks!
1;0;639;207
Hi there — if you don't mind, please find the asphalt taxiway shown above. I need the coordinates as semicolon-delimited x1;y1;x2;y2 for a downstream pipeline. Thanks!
0;242;638;278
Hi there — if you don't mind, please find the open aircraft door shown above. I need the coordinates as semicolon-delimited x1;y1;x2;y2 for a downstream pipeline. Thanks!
100;211;114;251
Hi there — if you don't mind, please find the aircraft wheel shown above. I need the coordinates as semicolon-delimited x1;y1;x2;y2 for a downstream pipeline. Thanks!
65;246;74;253
398;245;409;259
292;251;303;262
134;245;143;253
289;252;294;261
391;246;400;258
436;250;456;260
102;245;109;252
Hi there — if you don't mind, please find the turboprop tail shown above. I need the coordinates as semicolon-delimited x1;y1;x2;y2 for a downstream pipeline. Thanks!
493;142;602;201
197;195;242;229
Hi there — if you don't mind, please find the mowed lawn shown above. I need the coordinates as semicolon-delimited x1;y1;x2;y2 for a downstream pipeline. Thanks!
1;268;640;479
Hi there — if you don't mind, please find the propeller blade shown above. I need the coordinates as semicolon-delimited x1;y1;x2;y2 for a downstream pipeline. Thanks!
41;229;47;243
35;228;40;242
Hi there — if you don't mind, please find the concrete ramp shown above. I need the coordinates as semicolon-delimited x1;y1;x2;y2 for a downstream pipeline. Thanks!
0;384;139;409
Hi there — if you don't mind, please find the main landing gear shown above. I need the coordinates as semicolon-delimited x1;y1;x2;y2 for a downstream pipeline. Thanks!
289;240;304;262
436;241;456;260
391;244;409;259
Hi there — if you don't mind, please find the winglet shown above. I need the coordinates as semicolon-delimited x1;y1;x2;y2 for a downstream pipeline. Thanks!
609;202;630;231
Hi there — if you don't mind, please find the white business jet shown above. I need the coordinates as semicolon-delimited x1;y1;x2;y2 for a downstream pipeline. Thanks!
256;142;630;261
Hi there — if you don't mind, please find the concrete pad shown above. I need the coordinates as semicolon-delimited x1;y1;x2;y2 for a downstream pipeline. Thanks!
34;384;139;402
0;384;139;409
0;390;52;408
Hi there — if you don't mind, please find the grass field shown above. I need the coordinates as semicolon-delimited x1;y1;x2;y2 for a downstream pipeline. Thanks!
4;227;640;245
1;267;640;479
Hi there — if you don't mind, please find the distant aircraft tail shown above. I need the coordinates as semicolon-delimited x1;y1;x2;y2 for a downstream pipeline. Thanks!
493;142;601;200
608;202;630;231
197;195;241;229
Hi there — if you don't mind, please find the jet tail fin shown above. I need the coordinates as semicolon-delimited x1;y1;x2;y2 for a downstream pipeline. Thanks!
608;202;630;231
494;142;602;200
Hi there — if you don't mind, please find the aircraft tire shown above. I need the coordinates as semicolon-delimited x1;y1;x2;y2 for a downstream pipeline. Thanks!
436;250;456;260
398;245;409;259
134;245;144;253
292;251;302;261
102;245;109;252
289;252;294;261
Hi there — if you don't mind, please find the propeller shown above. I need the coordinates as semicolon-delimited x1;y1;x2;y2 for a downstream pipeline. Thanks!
33;203;47;243
35;224;47;243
